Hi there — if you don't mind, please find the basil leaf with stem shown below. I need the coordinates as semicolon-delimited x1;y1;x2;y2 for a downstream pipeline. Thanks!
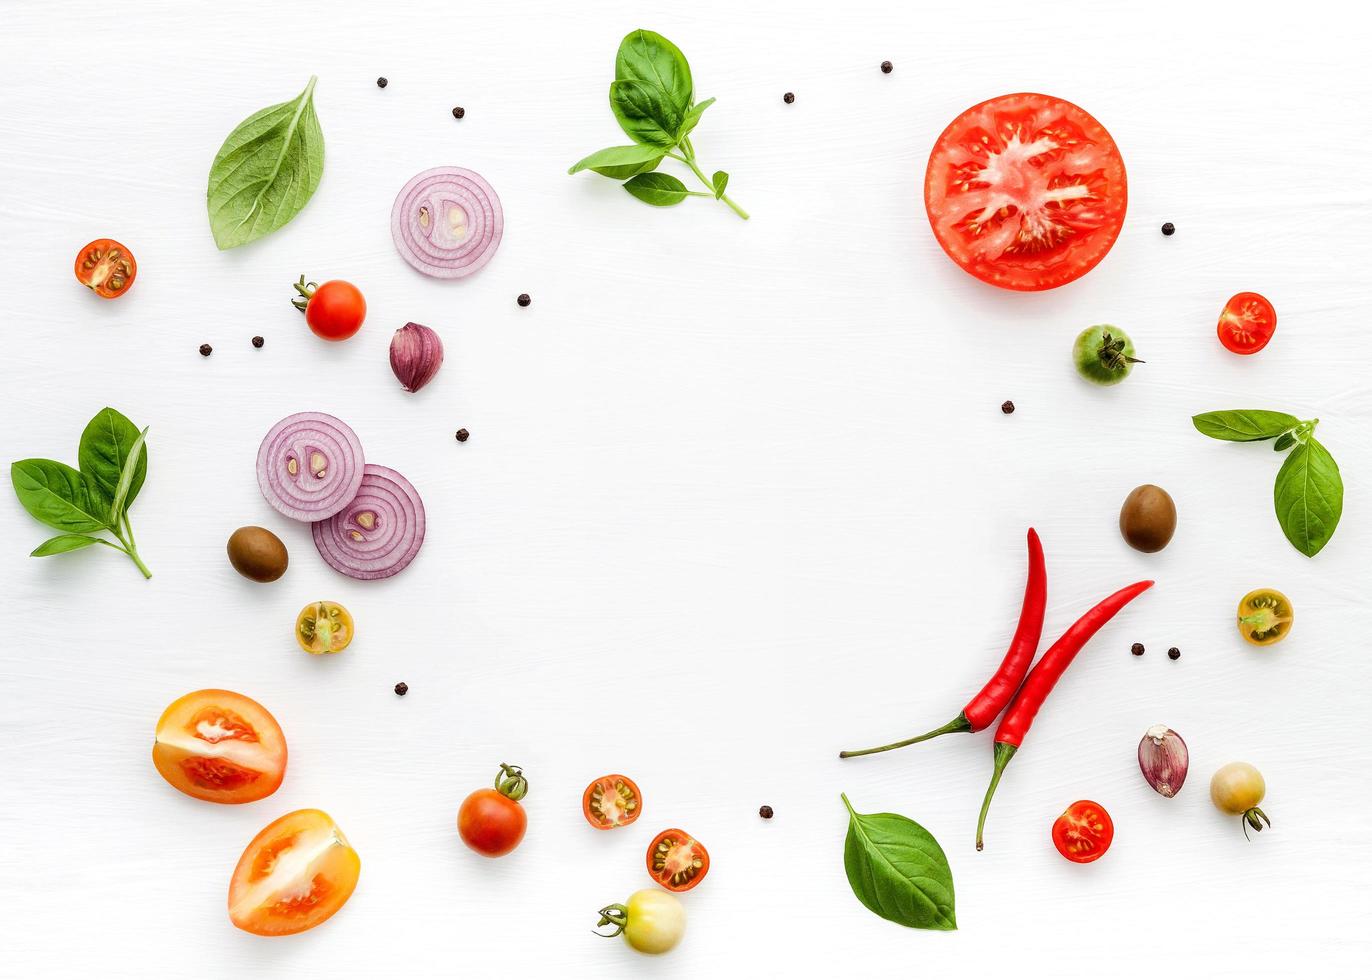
568;144;665;179
207;75;324;250
79;406;147;509
841;793;957;931
1274;438;1343;557
614;29;694;122
10;460;111;533
1192;410;1302;442
609;79;685;147
31;534;118;557
623;172;694;206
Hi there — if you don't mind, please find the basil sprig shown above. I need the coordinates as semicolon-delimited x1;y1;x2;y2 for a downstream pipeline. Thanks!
1193;410;1343;557
10;407;153;578
841;794;957;930
569;30;747;219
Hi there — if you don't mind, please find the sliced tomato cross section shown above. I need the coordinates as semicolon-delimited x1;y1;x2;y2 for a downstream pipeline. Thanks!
1218;292;1276;354
646;828;709;892
152;689;286;804
1051;800;1114;863
924;93;1127;291
582;774;643;830
228;808;360;936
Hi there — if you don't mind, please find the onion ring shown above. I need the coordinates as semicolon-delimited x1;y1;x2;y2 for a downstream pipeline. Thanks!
311;464;426;579
391;166;503;279
257;412;366;522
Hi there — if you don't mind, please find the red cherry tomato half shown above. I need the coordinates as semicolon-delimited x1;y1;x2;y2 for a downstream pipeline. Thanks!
74;239;137;298
924;93;1127;291
1051;800;1114;863
291;278;366;341
1217;292;1276;355
582;774;643;830
646;828;710;892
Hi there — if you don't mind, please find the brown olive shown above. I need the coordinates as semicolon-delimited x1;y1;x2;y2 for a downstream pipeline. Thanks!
1119;485;1177;553
227;526;289;582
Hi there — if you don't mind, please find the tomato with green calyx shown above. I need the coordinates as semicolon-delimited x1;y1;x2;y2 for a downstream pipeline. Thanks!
458;763;528;857
291;276;365;341
1210;762;1271;839
594;889;686;955
1074;324;1143;385
1237;589;1292;646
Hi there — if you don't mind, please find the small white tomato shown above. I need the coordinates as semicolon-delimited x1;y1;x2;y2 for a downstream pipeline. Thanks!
1210;761;1271;838
594;888;686;955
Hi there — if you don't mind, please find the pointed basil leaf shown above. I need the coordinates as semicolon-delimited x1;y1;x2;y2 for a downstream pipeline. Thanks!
568;144;665;179
207;76;324;250
11;460;113;533
1273;431;1296;452
711;170;729;199
79;407;147;511
623;172;690;207
615;29;693;117
677;97;714;141
841;794;957;931
609;79;684;147
31;534;110;557
1274;438;1343;557
1192;410;1301;442
109;426;149;522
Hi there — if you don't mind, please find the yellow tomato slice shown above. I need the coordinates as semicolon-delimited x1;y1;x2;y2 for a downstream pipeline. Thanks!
228;809;360;936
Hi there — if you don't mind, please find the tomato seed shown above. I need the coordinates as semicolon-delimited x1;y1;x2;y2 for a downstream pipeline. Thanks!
1001;400;1015;414
880;61;893;73
452;106;465;119
455;428;470;442
1168;647;1181;660
199;343;212;356
517;293;531;307
1131;642;1144;656
783;92;795;104
759;805;774;819
1161;222;1175;236
394;682;408;696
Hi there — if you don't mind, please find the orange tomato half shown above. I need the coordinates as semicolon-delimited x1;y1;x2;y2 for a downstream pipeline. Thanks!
152;689;286;804
228;808;361;936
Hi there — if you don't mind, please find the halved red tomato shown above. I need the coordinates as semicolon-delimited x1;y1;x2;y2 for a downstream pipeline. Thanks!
582;774;642;830
74;239;137;298
1051;800;1114;863
152;689;286;804
1218;292;1276;354
924;93;1127;290
228;808;360;936
646;828;709;892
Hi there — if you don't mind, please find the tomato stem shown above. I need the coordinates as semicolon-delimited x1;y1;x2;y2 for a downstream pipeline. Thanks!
291;275;317;313
838;713;972;758
495;762;528;802
593;903;629;938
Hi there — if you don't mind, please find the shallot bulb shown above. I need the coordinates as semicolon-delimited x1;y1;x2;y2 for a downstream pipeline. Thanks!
1138;725;1189;798
389;322;444;392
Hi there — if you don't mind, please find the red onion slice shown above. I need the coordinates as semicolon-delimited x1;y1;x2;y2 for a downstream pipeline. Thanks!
391;167;503;279
311;464;426;580
257;412;366;522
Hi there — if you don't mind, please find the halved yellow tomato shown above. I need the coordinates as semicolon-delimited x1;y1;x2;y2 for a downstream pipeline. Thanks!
229;809;361;936
296;601;354;654
1237;588;1293;646
152;689;286;804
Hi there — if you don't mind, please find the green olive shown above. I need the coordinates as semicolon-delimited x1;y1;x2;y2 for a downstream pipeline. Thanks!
1073;324;1143;385
1119;484;1176;553
227;526;288;583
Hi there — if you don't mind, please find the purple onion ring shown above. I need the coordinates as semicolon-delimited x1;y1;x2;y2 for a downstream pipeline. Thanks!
257;412;366;522
391;166;503;279
311;464;426;579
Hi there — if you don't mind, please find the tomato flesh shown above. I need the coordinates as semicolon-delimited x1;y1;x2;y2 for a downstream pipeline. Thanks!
1218;292;1276;354
1051;800;1114;863
646;829;709;892
75;239;137;298
229;809;360;936
1237;588;1292;646
925;93;1127;291
152;690;286;804
296;601;354;654
583;774;643;829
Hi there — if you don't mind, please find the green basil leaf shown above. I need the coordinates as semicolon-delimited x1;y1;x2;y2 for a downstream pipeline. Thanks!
677;97;714;141
79;407;147;511
841;794;956;931
568;144;665;179
11;459;113;533
207;76;325;250
109;426;149;521
615;29;693;117
1192;410;1301;442
1273;431;1296;452
31;534;110;557
623;172;690;207
711;170;729;199
1274;438;1343;557
609;79;684;147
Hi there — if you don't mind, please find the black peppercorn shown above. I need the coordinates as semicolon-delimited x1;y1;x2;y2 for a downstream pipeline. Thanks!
251;335;264;349
1131;642;1145;656
199;343;212;357
783;92;795;104
1167;647;1181;660
452;106;465;119
759;805;774;819
517;293;531;307
881;61;893;74
377;77;388;89
394;682;408;696
1001;400;1015;415
1161;222;1175;236
455;428;470;443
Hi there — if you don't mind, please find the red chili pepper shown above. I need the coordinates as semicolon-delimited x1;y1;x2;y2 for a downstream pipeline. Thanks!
975;578;1154;851
838;528;1047;759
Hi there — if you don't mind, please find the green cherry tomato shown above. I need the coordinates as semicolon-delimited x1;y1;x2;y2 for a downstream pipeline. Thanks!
1073;324;1143;385
594;889;686;955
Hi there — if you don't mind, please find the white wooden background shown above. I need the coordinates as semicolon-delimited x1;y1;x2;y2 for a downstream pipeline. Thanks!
2;1;1369;976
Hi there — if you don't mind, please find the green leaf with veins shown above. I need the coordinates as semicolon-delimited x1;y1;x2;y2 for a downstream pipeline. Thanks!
841;794;957;930
609;79;684;147
1273;438;1343;557
623;172;691;206
615;29;693;118
31;534;112;557
678;97;714;141
79;406;147;513
1192;410;1301;442
11;460;112;533
568;144;665;179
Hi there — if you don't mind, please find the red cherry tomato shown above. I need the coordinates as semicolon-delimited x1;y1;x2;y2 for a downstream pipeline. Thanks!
74;239;137;298
924;93;1128;291
457;763;528;857
646;829;710;892
291;276;366;341
1217;292;1276;355
1051;800;1114;863
582;774;643;830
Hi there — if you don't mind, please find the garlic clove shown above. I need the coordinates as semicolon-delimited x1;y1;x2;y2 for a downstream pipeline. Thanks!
1138;724;1189;798
389;321;444;392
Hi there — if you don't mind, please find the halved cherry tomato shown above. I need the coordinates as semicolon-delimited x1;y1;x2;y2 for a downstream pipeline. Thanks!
1218;292;1276;355
228;808;360;936
646;829;709;892
152;689;286;804
458;763;529;857
924;93;1127;291
1237;588;1293;646
295;601;354;654
583;774;643;830
1051;800;1114;863
74;239;137;298
291;276;366;341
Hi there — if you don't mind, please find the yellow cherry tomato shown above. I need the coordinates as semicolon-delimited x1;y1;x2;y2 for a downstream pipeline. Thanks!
1237;588;1292;646
296;601;354;654
595;889;686;955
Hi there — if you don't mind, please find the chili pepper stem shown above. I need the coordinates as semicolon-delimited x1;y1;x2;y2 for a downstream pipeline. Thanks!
975;742;1018;851
838;713;973;759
